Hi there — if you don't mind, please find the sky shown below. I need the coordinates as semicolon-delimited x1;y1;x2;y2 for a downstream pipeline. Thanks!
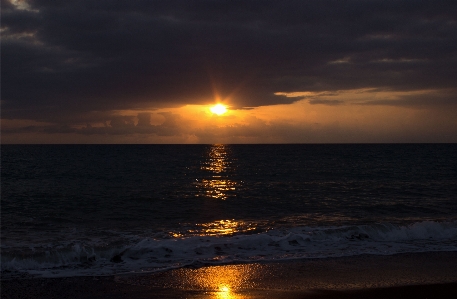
2;0;457;143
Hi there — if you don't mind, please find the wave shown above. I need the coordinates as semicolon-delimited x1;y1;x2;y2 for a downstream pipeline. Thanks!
2;220;457;278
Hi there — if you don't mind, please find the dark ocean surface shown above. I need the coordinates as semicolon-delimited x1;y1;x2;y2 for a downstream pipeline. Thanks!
1;144;457;277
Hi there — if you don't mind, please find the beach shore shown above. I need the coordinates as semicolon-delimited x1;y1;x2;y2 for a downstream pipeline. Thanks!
2;252;457;299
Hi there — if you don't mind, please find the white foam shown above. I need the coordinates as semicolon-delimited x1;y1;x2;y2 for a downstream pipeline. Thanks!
2;220;456;278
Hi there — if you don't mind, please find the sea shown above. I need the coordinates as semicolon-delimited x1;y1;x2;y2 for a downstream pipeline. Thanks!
1;144;457;278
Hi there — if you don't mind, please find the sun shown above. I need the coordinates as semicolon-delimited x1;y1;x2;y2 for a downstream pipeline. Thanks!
210;104;228;115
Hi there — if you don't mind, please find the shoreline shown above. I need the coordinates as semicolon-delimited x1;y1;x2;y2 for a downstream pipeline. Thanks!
2;252;457;298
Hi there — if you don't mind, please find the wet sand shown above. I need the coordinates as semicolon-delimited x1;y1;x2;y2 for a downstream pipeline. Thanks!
2;252;457;299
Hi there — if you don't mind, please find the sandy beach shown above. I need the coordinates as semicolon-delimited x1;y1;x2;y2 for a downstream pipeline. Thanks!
2;252;457;299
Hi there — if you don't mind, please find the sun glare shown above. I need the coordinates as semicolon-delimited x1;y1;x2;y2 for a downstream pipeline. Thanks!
210;104;228;115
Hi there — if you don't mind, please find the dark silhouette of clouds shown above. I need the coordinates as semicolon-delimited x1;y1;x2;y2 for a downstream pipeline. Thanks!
308;99;344;106
2;0;457;124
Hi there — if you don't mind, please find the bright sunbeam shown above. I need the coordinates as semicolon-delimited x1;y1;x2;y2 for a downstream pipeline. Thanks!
210;104;228;115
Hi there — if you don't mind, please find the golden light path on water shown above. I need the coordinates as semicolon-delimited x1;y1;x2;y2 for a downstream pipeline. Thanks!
191;145;257;297
196;144;237;200
170;145;261;298
195;145;257;234
192;219;258;236
172;145;257;238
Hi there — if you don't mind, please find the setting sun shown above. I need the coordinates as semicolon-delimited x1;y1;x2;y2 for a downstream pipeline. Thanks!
210;104;228;115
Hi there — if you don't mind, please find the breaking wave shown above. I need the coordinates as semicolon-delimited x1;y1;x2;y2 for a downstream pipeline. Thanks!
2;220;457;278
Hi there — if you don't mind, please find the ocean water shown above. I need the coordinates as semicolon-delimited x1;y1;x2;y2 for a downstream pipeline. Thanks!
1;144;457;278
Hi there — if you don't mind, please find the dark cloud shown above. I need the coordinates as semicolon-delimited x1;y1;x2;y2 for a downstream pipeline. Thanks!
2;0;457;124
308;99;344;106
2;112;186;137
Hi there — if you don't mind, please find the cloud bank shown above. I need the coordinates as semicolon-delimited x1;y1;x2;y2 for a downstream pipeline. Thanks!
1;0;456;142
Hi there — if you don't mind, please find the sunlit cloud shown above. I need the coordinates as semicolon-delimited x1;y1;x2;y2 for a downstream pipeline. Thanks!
2;87;457;144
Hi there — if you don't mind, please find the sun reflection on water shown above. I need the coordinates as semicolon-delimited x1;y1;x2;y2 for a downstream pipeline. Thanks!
192;219;257;236
202;144;230;173
171;219;258;238
197;179;237;199
180;145;258;238
195;144;238;200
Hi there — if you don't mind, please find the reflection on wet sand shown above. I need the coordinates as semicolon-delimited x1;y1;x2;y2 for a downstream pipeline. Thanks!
115;252;457;298
217;285;232;299
195;144;237;200
174;264;262;299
